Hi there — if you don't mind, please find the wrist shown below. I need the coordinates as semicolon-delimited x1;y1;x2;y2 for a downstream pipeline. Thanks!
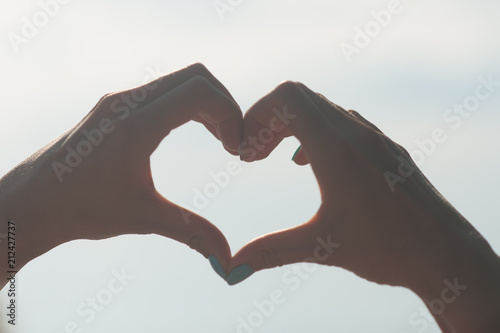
384;192;500;331
1;174;67;286
416;254;500;332
405;227;500;332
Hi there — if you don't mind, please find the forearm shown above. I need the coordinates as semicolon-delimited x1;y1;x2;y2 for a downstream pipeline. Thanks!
0;201;38;291
0;170;66;290
419;254;500;332
0;216;50;291
405;214;500;332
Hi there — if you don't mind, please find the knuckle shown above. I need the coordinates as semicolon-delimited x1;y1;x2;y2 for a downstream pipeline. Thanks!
188;62;209;75
274;80;301;98
187;233;204;253
260;248;283;269
347;109;361;118
396;142;411;158
189;75;212;94
98;92;126;117
272;81;308;114
104;90;126;104
294;81;310;92
186;63;213;82
92;92;115;113
100;92;115;103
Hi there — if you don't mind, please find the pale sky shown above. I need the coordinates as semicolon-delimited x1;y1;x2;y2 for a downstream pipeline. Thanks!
1;0;499;332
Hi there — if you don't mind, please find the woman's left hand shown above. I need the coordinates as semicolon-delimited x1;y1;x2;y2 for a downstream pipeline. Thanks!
0;63;242;287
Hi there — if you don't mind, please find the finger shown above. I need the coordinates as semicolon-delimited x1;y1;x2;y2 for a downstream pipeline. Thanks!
96;63;242;155
240;81;334;163
292;84;365;136
137;193;232;279
241;81;370;190
193;115;221;140
291;145;309;165
111;63;240;112
226;221;334;285
193;114;243;156
238;114;286;162
131;75;242;155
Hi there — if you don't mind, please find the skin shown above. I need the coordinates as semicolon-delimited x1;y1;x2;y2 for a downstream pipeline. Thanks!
229;81;500;332
1;64;499;332
0;63;241;289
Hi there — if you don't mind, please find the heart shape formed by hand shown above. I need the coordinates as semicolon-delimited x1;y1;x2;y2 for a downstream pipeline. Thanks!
34;62;441;295
1;63;488;333
190;78;427;290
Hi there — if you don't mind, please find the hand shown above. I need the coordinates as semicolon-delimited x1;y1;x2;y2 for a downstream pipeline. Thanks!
0;63;242;288
227;81;500;332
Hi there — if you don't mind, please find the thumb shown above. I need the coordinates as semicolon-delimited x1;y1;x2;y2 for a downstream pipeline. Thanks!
137;193;232;281
291;145;309;166
227;221;335;285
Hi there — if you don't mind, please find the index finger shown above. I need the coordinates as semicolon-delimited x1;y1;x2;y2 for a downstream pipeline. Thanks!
240;81;342;166
92;64;243;155
132;75;243;156
110;63;240;110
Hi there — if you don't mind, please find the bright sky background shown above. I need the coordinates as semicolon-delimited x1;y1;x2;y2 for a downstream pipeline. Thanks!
1;0;499;332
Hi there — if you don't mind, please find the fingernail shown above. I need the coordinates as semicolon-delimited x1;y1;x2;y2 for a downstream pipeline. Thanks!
226;265;254;286
238;145;248;162
239;150;254;162
208;255;227;280
292;145;301;161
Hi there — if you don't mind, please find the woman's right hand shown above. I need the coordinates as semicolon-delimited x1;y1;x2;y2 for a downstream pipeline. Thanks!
228;81;500;333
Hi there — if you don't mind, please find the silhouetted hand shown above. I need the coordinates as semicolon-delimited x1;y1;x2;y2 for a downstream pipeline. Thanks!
0;63;242;288
227;81;500;333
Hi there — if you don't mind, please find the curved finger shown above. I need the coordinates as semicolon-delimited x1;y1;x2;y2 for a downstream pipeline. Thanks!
240;81;333;163
94;63;242;155
291;145;310;165
193;115;220;140
136;193;232;280
130;75;242;155
226;221;338;285
109;63;239;112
